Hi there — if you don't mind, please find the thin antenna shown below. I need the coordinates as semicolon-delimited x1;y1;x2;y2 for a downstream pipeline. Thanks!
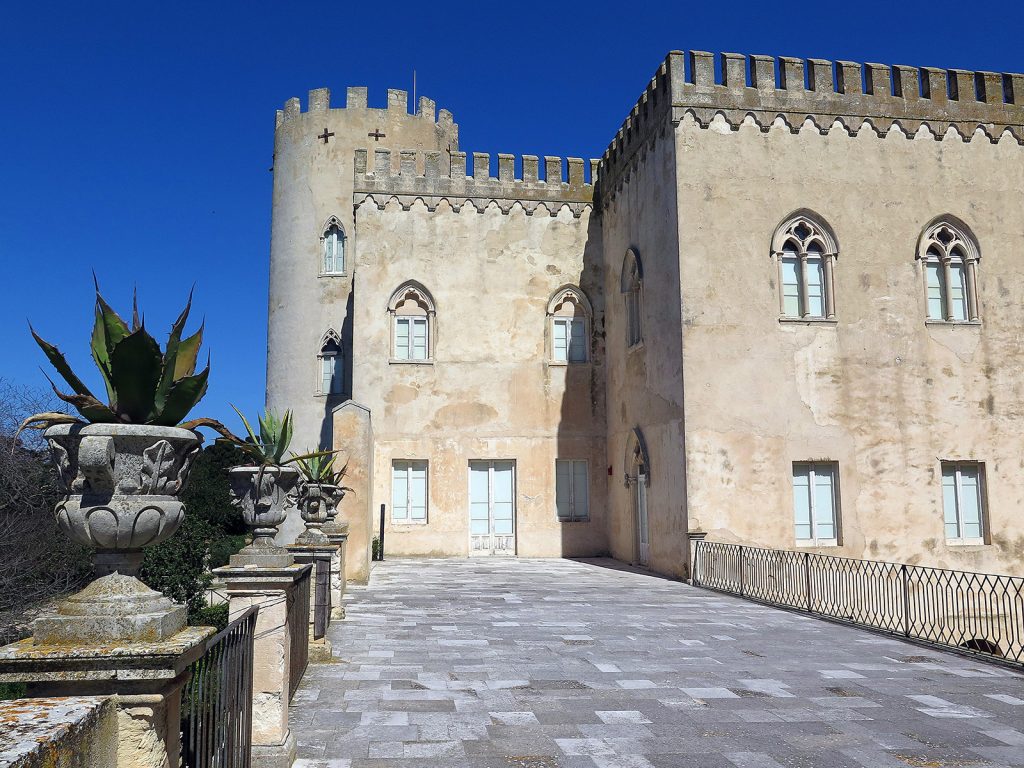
413;70;417;113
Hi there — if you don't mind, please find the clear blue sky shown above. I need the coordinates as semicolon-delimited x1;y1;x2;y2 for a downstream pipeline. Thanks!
1;0;1021;431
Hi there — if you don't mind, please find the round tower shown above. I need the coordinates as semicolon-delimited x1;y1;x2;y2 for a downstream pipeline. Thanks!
266;86;458;451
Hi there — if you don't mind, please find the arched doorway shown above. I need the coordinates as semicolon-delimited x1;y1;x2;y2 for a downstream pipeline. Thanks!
625;428;651;566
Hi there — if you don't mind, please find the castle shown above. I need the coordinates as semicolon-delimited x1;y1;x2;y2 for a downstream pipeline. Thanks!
266;50;1024;583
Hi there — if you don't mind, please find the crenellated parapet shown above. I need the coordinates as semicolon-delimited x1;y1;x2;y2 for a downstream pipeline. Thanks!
352;149;597;217
274;86;459;146
600;50;1024;201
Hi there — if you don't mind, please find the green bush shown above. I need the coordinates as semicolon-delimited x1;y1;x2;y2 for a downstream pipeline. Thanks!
0;682;26;701
372;536;381;561
191;602;230;632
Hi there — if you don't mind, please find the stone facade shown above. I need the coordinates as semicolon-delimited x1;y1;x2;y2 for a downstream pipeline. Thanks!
267;51;1024;579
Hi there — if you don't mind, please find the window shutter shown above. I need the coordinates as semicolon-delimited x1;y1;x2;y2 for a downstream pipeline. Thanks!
410;462;427;521
553;319;568;361
336;233;344;273
792;465;812;540
958;465;982;539
941;466;959;539
806;257;825;317
926;263;945;320
395;318;410;359
392;462;409;520
781;255;801;317
412;318;428;360
812;464;836;540
572;461;589;520
569;320;586;362
949;263;968;321
555;460;571;519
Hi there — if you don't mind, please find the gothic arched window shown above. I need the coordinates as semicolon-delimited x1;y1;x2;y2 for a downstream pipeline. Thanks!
917;218;981;323
547;285;592;364
771;212;839;320
318;330;343;396
321;218;346;275
388;281;436;362
621;249;643;348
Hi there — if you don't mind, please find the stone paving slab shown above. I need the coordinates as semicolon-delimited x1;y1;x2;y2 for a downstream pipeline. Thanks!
291;558;1024;768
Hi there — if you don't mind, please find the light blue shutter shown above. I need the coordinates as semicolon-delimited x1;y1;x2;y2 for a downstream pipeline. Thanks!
812;464;836;540
569;320;586;362
793;465;812;540
555;460;571;519
336;231;345;273
321;357;332;394
572;461;589;520
782;253;801;316
410;462;427;521
926;262;944;320
412;318;428;360
395;318;410;359
331;354;342;393
949;263;967;321
942;466;959;539
469;463;490;535
806;256;825;317
392;462;409;521
492;462;514;536
553;320;568;361
958;465;982;539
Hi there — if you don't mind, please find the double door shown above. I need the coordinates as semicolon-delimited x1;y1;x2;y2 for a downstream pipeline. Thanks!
469;460;515;555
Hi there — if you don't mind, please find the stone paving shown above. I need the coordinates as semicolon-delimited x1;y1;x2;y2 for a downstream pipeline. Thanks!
291;558;1024;768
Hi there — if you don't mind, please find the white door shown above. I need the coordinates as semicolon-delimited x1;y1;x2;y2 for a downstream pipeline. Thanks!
635;473;649;566
469;460;516;555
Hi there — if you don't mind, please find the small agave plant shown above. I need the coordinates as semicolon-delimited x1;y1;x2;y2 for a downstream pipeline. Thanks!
19;284;220;643
218;407;335;563
294;453;352;544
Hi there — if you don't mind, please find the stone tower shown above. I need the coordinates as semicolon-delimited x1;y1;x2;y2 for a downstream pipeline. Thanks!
266;87;459;450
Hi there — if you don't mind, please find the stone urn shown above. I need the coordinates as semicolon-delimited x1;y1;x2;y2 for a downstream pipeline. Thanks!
322;485;346;534
228;465;300;567
37;423;202;643
295;482;343;545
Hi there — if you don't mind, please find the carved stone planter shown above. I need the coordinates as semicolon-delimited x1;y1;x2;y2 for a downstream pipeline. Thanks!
38;423;202;643
296;482;343;545
322;485;346;535
228;466;300;567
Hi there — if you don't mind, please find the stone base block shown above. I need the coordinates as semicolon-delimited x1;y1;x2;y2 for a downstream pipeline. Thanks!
251;730;296;768
229;548;295;568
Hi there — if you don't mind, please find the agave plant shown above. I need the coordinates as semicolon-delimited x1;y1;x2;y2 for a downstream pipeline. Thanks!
20;283;215;432
225;406;332;467
295;452;351;488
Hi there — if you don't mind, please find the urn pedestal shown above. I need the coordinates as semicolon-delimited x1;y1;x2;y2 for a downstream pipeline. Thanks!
228;466;300;568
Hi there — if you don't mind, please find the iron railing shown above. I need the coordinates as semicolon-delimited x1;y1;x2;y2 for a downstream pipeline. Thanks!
288;565;310;701
313;557;331;640
692;540;1024;666
180;605;258;768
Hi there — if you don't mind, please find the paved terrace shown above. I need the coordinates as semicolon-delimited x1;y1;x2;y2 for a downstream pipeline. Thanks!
292;558;1024;768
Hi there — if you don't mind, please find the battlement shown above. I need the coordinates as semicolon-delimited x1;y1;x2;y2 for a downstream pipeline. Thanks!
275;87;456;131
600;50;1024;199
352;149;596;217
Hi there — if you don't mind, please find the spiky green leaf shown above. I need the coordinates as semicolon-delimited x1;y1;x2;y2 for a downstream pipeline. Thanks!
107;327;163;423
153;363;209;426
90;305;117;404
48;383;119;423
94;291;130;358
230;404;260;445
173;323;203;380
31;325;96;399
155;288;194;412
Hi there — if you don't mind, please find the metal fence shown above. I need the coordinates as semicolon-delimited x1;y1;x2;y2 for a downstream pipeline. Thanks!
288;565;310;701
180;605;258;768
692;540;1024;666
313;557;331;640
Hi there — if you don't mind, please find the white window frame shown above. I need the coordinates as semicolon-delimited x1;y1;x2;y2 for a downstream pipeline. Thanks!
321;221;346;276
792;461;840;546
555;459;590;522
316;331;344;397
391;459;428;524
918;219;980;324
772;215;839;321
319;352;342;395
941;461;987;545
394;316;429;361
551;317;588;363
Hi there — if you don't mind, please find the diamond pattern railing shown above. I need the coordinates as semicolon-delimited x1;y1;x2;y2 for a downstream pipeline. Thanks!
693;540;1024;666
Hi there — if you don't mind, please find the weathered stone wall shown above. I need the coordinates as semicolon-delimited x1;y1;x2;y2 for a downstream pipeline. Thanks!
0;696;117;767
599;129;688;579
674;114;1024;574
267;87;458;544
349;153;606;558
